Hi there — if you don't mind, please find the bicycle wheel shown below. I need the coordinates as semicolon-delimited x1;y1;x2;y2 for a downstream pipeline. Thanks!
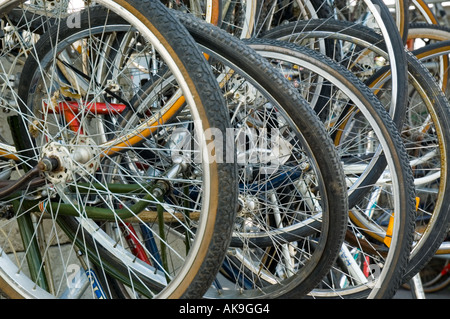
259;20;450;290
244;38;416;298
0;1;236;299
407;41;450;258
262;16;450;284
365;47;450;282
176;12;349;299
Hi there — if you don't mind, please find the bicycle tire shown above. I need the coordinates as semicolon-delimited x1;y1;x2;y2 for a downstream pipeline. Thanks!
366;46;450;283
177;11;349;299
0;1;237;299
263;18;450;287
244;38;416;298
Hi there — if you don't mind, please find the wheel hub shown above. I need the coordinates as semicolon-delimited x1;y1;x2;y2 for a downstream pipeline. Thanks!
237;194;260;218
41;137;100;184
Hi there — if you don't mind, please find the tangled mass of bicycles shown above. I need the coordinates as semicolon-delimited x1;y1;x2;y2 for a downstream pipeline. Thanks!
1;0;450;299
